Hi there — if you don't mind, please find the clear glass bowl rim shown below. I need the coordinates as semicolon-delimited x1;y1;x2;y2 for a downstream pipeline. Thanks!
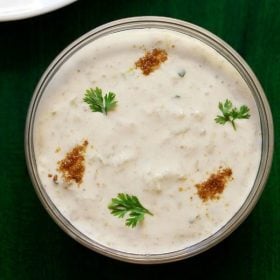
25;16;274;264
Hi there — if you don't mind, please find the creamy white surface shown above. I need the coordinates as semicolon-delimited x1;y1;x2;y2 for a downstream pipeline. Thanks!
34;29;262;254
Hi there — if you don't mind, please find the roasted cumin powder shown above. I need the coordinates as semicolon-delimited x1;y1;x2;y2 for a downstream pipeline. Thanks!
196;168;232;201
57;140;88;185
135;48;168;75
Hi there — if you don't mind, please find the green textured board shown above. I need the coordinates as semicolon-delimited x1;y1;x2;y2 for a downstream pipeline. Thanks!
0;0;279;279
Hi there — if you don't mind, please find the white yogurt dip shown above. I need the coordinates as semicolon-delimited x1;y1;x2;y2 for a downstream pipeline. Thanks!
34;28;262;254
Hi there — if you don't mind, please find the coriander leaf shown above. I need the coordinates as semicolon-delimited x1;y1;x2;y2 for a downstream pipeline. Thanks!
215;99;250;130
83;87;117;115
223;99;233;114
83;87;104;113
215;115;227;125
238;105;250;119
108;193;153;228
104;92;117;114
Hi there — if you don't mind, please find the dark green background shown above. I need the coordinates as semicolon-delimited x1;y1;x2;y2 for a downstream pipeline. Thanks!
0;0;279;279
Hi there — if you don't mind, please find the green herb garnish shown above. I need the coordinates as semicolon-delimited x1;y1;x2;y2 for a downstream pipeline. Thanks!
108;193;153;228
178;69;186;77
83;87;117;115
215;99;250;130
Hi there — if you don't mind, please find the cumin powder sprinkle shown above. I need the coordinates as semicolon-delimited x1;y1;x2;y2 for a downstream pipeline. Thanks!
135;48;168;75
196;168;232;201
57;140;88;185
53;174;58;184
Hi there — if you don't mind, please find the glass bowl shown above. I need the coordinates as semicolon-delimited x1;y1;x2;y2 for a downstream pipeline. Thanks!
25;16;274;264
